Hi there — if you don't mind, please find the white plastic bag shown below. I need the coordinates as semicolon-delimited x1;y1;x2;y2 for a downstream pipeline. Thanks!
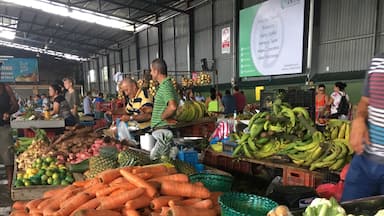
117;121;134;141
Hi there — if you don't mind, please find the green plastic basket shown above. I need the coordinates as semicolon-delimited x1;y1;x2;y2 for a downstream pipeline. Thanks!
189;173;233;192
219;192;278;216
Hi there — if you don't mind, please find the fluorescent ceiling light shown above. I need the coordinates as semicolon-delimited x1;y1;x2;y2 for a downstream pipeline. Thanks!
0;40;88;61
2;0;134;31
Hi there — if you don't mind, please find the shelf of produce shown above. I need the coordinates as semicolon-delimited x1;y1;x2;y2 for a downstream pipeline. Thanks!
203;149;326;188
11;119;65;129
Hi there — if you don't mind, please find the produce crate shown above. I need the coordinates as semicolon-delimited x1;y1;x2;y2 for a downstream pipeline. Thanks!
283;167;324;188
11;184;65;201
202;149;219;167
177;150;198;165
23;128;59;139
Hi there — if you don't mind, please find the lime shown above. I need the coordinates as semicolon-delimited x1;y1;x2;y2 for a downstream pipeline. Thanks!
36;158;42;164
52;173;59;180
60;180;70;186
58;164;66;169
52;179;60;186
45;156;54;163
65;175;74;183
38;169;46;175
41;179;47;185
16;173;24;180
14;179;24;187
47;177;53;185
24;180;31;187
41;175;48;181
45;170;53;177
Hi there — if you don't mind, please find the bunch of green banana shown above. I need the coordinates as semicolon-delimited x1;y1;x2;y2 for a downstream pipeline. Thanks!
176;100;206;122
309;138;353;171
324;119;350;141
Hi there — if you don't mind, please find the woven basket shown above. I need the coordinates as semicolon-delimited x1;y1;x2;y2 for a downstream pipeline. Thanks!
219;192;278;216
189;173;233;192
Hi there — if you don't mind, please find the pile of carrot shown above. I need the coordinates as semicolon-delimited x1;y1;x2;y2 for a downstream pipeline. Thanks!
9;164;222;216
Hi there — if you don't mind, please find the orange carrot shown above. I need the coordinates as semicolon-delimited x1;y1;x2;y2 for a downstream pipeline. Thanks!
124;194;152;210
9;210;29;216
179;198;202;206
55;192;94;216
135;172;154;180
121;209;140;216
193;182;204;187
69;198;100;216
12;201;28;210
160;207;170;216
160;181;210;199
25;198;46;213
109;176;129;185
83;178;99;188
150;174;189;183
209;192;222;207
30;213;43;216
120;169;158;198
73;209;121;216
150;196;183;210
166;167;177;175
83;183;107;196
97;187;145;210
132;164;168;174
109;188;127;196
73;180;90;187
60;191;95;209
151;213;161;216
28;208;43;215
190;199;213;209
96;186;120;197
167;205;217;216
43;188;65;198
97;168;122;184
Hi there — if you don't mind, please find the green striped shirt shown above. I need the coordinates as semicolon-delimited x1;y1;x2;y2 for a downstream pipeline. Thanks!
151;77;178;128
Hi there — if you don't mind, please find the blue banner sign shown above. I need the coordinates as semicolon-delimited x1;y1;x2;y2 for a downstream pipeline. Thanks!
0;58;39;82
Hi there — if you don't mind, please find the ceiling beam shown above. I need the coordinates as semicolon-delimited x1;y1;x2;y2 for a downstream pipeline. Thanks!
1;24;118;51
102;0;155;15
0;13;118;44
47;0;156;26
131;0;188;14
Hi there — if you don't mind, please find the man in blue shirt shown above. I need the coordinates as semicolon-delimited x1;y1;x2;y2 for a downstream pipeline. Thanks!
221;90;236;115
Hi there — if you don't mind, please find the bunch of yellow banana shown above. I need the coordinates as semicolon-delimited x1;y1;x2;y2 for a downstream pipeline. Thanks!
324;119;350;141
176;100;206;122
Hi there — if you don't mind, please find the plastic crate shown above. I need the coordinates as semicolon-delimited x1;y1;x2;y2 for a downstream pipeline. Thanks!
79;121;95;127
219;192;278;216
189;173;233;192
283;167;323;188
177;150;198;165
23;129;57;139
203;150;219;167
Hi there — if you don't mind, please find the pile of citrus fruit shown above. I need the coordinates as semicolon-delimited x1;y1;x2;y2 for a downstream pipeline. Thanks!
14;156;74;187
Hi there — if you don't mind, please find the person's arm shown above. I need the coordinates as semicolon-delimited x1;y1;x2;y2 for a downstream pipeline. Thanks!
349;96;369;154
161;100;177;120
132;106;153;123
50;101;60;115
5;85;18;114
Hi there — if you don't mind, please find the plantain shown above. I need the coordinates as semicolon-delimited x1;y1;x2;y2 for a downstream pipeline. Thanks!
330;127;339;140
292;107;310;120
309;160;335;171
238;133;250;145
327;119;345;128
263;120;270;131
250;124;264;139
322;144;341;162
293;140;319;151
247;137;258;151
232;144;243;157
292;159;305;166
256;137;270;145
243;143;253;158
329;157;345;171
269;125;284;133
345;122;350;140
281;106;296;128
338;123;347;139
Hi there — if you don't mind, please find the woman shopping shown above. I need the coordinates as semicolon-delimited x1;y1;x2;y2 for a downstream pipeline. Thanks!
329;82;350;119
48;84;78;126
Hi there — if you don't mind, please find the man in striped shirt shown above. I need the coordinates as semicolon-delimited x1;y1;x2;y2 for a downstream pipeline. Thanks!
342;54;384;201
150;58;178;129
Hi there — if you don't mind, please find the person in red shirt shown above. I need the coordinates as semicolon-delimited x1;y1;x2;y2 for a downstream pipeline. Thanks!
233;86;246;113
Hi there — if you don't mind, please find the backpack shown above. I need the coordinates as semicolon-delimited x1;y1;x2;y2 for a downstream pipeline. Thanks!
337;94;349;115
